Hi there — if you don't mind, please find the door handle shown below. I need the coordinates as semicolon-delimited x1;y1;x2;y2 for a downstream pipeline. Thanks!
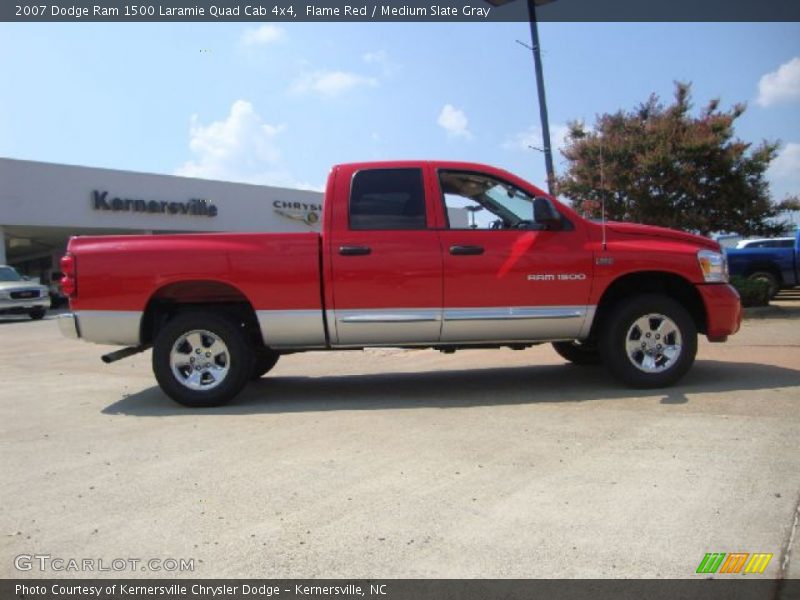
449;245;484;256
339;245;372;256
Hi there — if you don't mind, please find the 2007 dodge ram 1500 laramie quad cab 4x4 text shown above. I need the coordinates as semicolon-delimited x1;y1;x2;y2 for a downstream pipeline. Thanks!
57;161;742;407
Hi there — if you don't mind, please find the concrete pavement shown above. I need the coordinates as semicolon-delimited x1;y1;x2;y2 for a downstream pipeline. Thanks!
1;303;798;579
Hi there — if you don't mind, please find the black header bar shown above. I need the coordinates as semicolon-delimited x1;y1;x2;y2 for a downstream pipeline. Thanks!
3;0;800;23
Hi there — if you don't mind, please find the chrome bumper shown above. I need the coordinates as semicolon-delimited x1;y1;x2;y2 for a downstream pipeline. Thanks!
0;297;50;312
57;313;80;340
56;310;141;345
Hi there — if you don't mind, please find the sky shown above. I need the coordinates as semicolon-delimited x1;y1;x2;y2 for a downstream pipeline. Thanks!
1;21;799;201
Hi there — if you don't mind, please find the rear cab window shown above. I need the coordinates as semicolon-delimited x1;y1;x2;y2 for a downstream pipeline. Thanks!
349;168;427;230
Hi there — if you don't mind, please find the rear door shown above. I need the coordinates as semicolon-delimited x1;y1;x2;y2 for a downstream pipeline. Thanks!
326;165;443;346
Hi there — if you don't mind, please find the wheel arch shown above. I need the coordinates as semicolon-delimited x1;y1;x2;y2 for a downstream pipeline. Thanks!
140;279;262;348
591;271;707;338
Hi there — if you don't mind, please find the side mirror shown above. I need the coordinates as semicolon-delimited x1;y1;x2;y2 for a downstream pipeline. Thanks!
22;275;30;281
533;197;563;231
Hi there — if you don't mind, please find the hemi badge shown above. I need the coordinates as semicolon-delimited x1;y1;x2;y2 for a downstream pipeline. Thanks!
596;256;614;266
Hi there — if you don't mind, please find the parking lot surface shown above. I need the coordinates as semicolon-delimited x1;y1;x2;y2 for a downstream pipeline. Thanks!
1;302;799;579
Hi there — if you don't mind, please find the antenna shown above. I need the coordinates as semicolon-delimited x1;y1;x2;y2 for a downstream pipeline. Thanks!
600;137;607;251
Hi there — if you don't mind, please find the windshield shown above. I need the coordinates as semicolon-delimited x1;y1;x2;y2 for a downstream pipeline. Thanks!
0;266;23;282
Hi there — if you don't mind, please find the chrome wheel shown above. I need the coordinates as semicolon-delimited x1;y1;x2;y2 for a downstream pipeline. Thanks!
169;329;230;391
624;313;683;374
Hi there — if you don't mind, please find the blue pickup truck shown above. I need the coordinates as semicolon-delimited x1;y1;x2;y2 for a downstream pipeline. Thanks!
726;230;800;298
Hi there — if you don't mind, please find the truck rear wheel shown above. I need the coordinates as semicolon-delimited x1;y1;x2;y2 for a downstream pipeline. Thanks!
552;340;601;365
152;311;253;407
600;294;697;388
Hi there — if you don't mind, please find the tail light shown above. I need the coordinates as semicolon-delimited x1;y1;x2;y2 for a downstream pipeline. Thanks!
60;253;77;298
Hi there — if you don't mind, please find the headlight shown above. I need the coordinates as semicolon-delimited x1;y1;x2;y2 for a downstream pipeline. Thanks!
697;249;728;283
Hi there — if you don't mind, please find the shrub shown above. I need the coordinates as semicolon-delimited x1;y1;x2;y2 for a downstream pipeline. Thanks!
730;276;770;307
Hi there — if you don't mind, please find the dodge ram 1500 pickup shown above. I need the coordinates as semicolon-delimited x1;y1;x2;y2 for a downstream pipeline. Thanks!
58;161;742;407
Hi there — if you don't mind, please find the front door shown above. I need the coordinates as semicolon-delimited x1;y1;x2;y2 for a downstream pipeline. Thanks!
434;169;594;343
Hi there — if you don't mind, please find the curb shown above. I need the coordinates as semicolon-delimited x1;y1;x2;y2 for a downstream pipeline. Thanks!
744;305;800;319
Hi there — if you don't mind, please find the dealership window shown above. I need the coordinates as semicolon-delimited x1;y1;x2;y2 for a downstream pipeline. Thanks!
349;168;427;230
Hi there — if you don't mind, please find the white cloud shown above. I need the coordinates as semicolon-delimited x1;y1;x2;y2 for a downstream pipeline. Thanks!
770;142;800;177
502;123;571;154
437;104;472;139
290;71;378;97
362;49;399;75
240;25;285;46
757;57;800;107
767;142;800;199
502;126;542;152
176;100;295;186
363;50;387;65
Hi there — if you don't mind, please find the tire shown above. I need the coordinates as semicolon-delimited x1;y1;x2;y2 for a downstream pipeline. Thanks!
251;347;280;380
600;294;697;389
748;271;779;300
29;307;46;320
552;340;601;365
152;311;253;407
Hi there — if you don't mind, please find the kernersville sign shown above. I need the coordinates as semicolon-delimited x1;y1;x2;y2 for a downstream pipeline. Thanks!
92;190;218;217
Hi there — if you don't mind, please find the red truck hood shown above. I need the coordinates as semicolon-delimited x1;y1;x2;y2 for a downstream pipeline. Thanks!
605;222;720;251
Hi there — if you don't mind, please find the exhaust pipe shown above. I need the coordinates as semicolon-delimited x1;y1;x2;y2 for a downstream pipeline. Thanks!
101;345;151;364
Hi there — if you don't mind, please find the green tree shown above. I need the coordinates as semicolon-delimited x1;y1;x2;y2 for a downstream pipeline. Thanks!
557;82;795;237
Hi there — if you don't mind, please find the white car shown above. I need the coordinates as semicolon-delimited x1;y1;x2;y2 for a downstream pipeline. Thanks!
735;237;795;249
0;265;51;320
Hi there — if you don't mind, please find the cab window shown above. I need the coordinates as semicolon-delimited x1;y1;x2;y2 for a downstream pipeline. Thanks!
438;170;541;230
349;168;427;230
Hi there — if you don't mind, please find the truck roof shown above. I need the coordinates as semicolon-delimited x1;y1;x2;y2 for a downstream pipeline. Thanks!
331;160;551;197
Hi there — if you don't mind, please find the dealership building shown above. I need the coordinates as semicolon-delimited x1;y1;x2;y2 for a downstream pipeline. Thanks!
0;157;323;285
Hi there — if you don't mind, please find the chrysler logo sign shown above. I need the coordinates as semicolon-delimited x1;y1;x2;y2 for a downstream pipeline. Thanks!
273;200;322;226
92;190;218;217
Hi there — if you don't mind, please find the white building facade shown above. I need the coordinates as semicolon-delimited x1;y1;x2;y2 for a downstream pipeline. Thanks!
0;158;323;284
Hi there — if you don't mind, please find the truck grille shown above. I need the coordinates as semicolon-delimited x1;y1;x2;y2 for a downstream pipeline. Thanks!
10;290;40;300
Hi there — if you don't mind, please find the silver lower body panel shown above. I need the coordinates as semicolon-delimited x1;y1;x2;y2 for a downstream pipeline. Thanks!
441;305;595;343
60;305;596;351
65;311;142;346
257;309;328;348
332;308;442;346
328;305;596;348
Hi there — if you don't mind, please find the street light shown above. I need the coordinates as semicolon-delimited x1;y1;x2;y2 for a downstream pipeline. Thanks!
486;0;557;195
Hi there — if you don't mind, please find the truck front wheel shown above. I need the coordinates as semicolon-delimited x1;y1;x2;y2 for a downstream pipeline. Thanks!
152;311;253;407
29;307;46;320
600;294;697;388
747;271;779;300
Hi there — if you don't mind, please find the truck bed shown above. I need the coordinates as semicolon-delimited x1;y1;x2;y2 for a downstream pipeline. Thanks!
67;232;325;347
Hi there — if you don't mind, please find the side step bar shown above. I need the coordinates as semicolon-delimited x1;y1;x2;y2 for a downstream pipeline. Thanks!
101;345;151;364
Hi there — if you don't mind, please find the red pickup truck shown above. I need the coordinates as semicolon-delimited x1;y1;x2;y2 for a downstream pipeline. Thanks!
58;161;742;407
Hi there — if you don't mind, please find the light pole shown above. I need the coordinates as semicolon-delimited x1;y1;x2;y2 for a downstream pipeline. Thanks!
487;0;557;195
